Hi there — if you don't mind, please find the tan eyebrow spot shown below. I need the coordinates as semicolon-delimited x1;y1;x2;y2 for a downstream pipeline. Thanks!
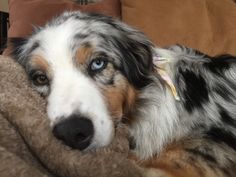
30;56;49;72
76;45;93;64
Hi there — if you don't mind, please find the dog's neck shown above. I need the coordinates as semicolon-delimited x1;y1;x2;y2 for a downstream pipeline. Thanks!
128;47;185;159
127;45;236;160
129;83;180;159
127;46;210;159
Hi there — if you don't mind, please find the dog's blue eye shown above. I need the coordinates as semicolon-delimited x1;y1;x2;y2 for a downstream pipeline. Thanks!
90;58;107;71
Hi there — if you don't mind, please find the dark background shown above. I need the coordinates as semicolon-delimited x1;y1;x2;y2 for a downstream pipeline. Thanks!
0;11;9;54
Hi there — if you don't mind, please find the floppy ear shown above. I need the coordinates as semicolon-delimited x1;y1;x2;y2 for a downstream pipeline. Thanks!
8;37;40;69
113;30;154;89
83;13;155;89
8;37;28;64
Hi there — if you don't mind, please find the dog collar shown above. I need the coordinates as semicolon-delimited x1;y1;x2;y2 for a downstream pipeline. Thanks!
153;53;180;101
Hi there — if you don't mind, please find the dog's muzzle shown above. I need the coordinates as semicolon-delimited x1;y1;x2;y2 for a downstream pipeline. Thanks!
53;115;94;150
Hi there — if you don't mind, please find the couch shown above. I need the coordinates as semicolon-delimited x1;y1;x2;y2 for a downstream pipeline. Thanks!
2;0;236;56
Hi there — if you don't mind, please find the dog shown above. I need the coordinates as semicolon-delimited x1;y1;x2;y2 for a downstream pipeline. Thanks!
10;11;236;177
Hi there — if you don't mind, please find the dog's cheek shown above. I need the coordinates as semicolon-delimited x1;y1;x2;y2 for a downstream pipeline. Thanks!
101;81;137;125
123;85;137;120
102;86;125;121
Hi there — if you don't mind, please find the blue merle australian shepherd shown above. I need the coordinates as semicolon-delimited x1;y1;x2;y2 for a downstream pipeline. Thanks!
10;11;236;177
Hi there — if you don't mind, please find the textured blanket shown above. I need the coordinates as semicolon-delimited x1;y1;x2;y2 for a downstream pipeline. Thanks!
0;55;142;177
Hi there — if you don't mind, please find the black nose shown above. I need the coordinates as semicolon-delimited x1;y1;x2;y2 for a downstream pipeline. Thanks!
53;115;94;150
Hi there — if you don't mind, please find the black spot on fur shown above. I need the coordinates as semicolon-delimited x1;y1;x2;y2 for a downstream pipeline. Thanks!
217;105;236;127
178;68;209;113
206;127;236;151
110;37;153;89
186;148;217;163
214;84;234;101
205;55;236;75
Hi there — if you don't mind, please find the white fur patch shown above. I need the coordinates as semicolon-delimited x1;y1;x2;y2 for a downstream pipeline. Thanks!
130;83;179;159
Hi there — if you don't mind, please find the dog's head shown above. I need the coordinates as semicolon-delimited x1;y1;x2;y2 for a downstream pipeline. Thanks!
10;12;154;151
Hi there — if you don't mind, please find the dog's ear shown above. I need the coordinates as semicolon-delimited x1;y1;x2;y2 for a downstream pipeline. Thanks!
8;37;28;63
113;29;154;89
8;37;39;68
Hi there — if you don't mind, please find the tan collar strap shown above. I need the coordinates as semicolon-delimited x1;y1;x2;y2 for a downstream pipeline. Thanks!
153;53;180;101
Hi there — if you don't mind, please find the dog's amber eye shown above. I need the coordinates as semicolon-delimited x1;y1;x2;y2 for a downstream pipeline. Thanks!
31;71;49;86
90;58;108;72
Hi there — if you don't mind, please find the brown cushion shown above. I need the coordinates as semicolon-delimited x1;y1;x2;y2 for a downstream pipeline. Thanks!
122;0;236;56
8;0;121;38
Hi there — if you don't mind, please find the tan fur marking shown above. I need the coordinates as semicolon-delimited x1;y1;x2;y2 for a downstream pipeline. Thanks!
30;56;49;72
104;86;124;119
102;80;137;122
76;45;93;64
125;85;137;112
123;85;138;123
130;140;227;177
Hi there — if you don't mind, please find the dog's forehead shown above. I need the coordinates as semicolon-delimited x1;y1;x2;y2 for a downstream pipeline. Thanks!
32;18;115;55
37;15;119;46
27;16;125;71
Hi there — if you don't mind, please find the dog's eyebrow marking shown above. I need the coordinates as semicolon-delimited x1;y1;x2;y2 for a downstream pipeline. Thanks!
30;56;49;72
76;44;93;65
30;41;40;54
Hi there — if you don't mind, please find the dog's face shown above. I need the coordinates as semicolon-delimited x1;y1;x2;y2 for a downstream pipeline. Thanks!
10;12;153;151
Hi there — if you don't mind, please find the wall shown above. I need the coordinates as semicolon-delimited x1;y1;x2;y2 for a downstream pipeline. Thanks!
0;0;8;12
